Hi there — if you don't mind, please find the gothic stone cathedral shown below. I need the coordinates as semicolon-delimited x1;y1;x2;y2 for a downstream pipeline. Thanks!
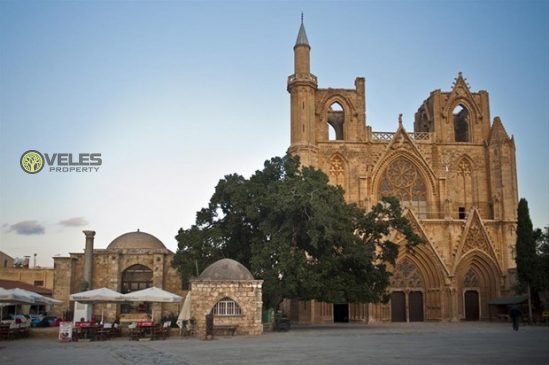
285;22;518;322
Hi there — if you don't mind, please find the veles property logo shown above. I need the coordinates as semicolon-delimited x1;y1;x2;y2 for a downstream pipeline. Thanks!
20;150;102;174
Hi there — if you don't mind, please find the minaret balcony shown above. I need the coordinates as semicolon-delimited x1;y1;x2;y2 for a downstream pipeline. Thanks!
287;73;318;88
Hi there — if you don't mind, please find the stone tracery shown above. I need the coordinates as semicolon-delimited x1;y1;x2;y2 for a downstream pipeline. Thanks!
379;157;427;218
391;258;424;288
328;155;345;187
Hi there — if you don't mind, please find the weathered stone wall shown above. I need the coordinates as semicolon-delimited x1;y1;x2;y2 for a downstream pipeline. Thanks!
50;257;75;316
0;268;54;289
190;280;263;337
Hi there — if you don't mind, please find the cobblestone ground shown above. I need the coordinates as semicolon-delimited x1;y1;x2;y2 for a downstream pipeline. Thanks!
1;322;548;365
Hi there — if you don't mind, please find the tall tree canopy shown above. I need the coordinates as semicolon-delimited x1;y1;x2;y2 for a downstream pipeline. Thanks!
535;226;549;292
515;198;544;293
173;154;423;309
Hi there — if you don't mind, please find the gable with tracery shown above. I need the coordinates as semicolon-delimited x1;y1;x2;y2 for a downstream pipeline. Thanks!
453;210;500;272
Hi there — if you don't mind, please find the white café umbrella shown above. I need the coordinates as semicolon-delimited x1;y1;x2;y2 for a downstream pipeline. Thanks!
70;287;125;322
69;288;125;303
0;287;36;304
10;288;63;305
0;288;36;321
122;287;183;321
176;292;192;332
121;287;182;303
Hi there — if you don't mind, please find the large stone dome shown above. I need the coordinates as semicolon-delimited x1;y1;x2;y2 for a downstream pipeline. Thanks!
198;258;254;281
107;230;166;250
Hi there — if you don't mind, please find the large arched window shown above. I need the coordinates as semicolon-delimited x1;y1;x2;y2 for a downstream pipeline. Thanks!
121;264;153;293
327;102;344;141
378;158;427;218
212;297;242;316
453;105;470;142
121;264;153;314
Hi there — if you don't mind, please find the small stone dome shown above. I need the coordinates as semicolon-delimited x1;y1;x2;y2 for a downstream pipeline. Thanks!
198;258;254;281
107;230;166;250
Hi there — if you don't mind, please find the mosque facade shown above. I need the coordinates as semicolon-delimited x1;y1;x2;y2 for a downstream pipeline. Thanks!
286;21;518;323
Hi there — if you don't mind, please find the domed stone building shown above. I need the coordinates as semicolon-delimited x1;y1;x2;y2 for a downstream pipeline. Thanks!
191;258;263;337
52;230;183;322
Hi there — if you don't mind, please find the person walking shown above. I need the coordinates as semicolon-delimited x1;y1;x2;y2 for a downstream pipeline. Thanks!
510;306;522;331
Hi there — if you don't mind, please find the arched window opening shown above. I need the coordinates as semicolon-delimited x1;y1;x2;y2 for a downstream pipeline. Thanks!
456;158;473;218
327;102;344;141
421;112;432;132
121;264;153;314
212;297;242;316
378;158;428;218
453;105;470;142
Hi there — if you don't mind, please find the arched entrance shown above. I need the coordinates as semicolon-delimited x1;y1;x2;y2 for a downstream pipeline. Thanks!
390;291;406;322
464;290;479;321
390;257;427;322
121;264;153;314
455;250;500;321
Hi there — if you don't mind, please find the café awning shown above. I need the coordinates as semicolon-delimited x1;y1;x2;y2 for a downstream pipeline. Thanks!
121;287;182;303
488;295;528;305
70;287;125;303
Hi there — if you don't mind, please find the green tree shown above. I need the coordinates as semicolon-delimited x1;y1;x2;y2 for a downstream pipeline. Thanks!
515;199;539;289
173;154;423;309
535;226;549;291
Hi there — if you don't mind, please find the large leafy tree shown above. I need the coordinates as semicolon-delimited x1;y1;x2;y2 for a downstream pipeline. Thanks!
173;154;423;309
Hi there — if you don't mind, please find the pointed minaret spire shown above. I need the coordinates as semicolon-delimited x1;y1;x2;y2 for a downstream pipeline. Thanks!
295;14;309;48
288;15;317;163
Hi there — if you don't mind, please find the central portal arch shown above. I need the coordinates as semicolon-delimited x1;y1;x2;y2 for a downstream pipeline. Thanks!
390;258;425;322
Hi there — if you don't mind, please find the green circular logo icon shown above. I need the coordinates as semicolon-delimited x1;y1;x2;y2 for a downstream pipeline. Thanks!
20;150;44;174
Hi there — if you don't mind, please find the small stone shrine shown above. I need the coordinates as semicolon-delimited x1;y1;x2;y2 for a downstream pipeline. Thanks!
190;258;263;337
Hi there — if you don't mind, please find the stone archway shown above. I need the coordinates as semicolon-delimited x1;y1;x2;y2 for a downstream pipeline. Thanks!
120;264;153;315
390;258;424;322
455;252;500;320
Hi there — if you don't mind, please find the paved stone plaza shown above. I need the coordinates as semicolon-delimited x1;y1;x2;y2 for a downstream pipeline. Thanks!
1;322;548;364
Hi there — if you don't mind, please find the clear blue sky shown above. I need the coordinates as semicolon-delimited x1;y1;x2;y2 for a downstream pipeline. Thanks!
1;1;548;267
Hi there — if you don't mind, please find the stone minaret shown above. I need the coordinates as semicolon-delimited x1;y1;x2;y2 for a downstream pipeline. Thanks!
287;17;318;166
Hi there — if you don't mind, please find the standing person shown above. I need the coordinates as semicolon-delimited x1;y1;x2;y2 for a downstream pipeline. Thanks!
510;306;522;331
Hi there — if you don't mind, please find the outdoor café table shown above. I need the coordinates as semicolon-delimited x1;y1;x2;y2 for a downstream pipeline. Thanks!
136;321;155;340
74;321;101;341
